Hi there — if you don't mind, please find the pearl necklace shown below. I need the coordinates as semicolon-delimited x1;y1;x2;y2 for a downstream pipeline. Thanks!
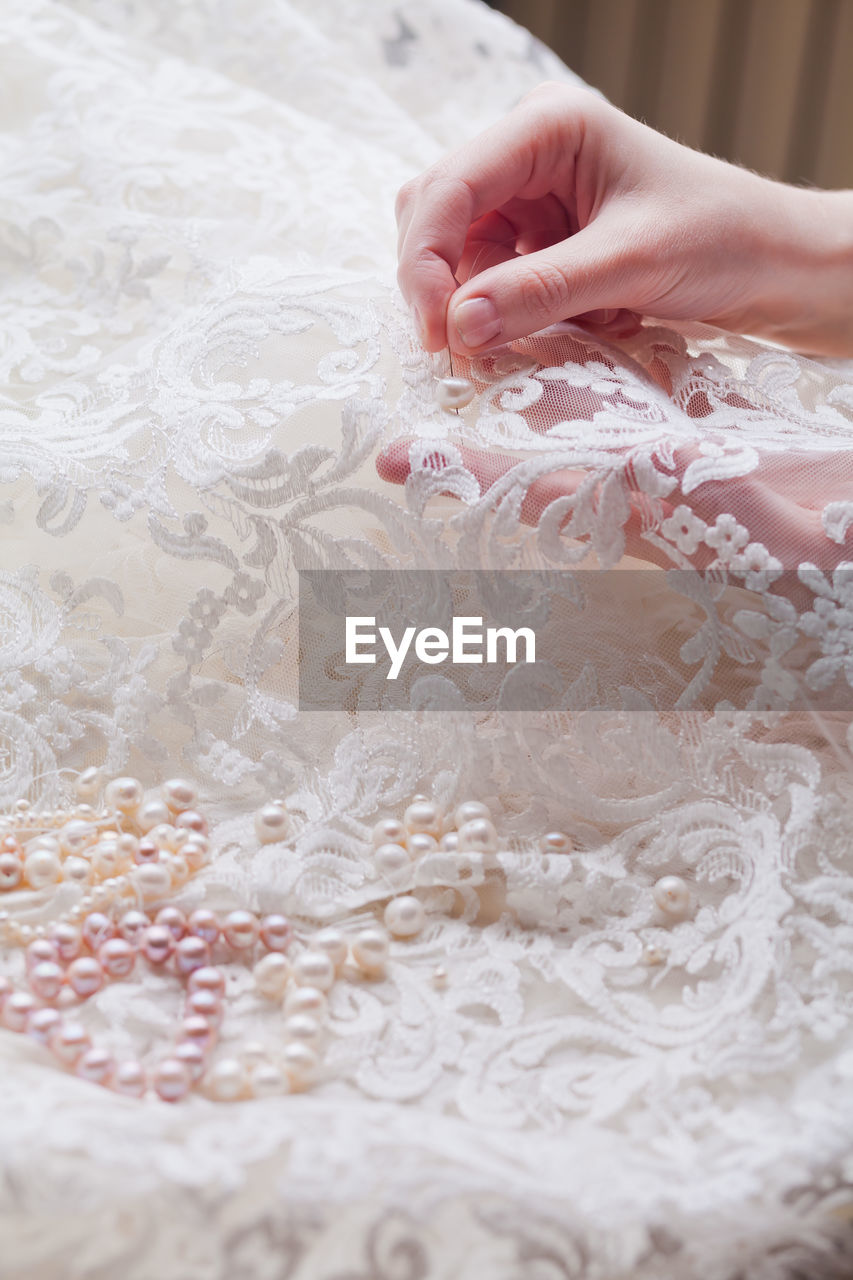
0;775;691;1100
0;774;393;1103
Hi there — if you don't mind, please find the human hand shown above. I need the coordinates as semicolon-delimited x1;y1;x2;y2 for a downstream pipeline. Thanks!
396;81;853;358
377;432;853;589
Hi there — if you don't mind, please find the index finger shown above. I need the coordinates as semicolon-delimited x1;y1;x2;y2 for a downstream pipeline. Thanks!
395;85;586;350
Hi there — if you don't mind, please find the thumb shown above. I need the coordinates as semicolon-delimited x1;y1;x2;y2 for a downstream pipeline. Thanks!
447;222;639;353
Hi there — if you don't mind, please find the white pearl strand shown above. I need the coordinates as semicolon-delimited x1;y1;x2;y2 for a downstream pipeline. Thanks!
370;797;567;966
370;800;694;977
1;774;695;1098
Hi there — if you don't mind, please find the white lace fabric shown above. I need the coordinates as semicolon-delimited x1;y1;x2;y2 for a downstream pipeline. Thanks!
2;2;853;1277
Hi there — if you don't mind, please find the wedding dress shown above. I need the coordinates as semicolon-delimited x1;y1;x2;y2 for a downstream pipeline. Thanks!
2;1;853;1276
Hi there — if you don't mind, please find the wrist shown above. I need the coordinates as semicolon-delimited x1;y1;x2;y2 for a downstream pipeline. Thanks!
748;185;853;357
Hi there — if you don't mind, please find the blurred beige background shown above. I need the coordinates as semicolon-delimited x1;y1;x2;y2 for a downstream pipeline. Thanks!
488;0;853;188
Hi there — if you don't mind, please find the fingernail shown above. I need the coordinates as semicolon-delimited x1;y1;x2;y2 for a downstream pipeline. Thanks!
454;297;502;349
412;306;427;346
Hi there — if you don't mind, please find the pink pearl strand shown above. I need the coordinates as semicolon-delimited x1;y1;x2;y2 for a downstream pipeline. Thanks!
6;896;303;1103
0;771;372;1102
2;777;588;1102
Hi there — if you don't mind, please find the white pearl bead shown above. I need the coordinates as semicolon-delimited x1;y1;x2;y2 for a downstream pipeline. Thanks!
540;831;572;854
250;1062;288;1097
58;820;96;857
283;1013;322;1048
74;767;102;803
91;845;124;880
642;943;665;967
24;847;62;890
439;833;459;853
371;817;406;847
254;802;290;845
0;853;22;889
207;1057;246;1101
291;949;335;991
384;895;426;938
456;817;498;854
375;842;410;879
116;833;139;861
454;800;491;828
253;952;291;998
148;823;178;850
435;376;475;411
283;985;327;1019
351;926;389;975
60;855;90;885
404;800;442;837
162;778;197;813
313;927;347;970
24;834;60;855
132;861;172;903
282;1042;319;1089
136;798;171;833
407;832;438;858
432;965;449;990
653;875;690;917
104;776;144;814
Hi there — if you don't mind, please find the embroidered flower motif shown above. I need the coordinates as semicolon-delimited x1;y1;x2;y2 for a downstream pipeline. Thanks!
730;541;782;591
34;645;84;697
100;480;138;523
35;703;86;753
661;504;707;555
189;589;225;629
225;571;265;616
703;513;749;563
173;617;211;664
799;569;853;689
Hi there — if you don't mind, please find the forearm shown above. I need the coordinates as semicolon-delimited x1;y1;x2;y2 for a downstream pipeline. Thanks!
741;185;853;357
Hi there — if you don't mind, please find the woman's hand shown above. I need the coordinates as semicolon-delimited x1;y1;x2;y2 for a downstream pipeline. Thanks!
377;436;853;605
396;81;853;358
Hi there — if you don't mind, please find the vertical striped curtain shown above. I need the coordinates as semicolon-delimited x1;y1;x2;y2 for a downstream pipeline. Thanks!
490;0;853;188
